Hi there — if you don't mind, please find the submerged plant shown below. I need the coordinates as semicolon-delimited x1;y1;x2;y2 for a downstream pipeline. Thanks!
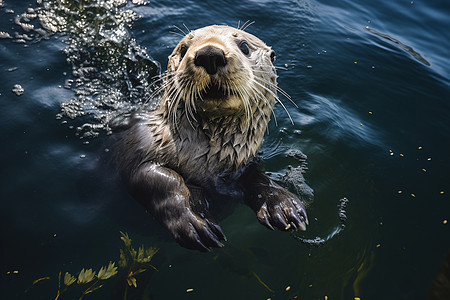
30;232;158;300
52;261;119;299
118;231;159;298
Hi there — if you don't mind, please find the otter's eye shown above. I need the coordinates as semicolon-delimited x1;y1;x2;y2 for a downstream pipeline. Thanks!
270;50;276;63
180;45;188;59
239;41;250;55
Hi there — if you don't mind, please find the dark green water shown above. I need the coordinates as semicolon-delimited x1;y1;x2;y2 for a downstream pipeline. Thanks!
1;0;449;299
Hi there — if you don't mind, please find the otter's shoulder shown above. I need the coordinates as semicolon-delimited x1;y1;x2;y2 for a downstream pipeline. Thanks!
112;110;175;173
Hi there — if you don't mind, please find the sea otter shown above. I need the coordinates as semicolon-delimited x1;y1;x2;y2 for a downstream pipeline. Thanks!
114;25;308;251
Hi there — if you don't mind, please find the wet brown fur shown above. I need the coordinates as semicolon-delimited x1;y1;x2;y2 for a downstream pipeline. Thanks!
114;25;308;251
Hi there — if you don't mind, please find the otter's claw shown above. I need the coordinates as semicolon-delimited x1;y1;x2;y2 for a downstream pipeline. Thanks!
256;203;275;230
169;209;226;252
255;187;308;232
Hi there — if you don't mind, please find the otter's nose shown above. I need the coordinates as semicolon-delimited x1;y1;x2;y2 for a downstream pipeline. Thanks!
194;46;227;75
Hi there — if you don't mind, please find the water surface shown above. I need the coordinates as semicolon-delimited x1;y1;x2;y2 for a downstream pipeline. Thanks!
1;0;449;299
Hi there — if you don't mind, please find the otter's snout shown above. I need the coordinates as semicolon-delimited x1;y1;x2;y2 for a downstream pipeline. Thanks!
194;46;227;75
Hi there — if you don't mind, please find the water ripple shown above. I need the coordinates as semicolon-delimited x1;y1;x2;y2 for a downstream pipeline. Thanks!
301;93;383;148
365;26;430;66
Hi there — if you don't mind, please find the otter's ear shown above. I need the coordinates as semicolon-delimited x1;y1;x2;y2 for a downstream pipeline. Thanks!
269;50;276;63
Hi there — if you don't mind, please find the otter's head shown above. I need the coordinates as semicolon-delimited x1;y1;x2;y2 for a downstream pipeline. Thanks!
164;25;277;125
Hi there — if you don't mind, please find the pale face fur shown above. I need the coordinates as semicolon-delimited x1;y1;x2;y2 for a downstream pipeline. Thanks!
164;25;277;125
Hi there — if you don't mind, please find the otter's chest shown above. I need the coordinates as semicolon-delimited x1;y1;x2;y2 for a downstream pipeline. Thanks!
173;129;230;184
147;112;260;187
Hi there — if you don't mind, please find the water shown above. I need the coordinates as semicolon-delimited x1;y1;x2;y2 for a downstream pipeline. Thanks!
1;0;449;299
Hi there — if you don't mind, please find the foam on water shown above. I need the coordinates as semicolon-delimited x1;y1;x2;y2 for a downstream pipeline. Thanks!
7;0;160;138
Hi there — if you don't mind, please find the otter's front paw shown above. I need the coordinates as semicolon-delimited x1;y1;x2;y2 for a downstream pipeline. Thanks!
167;209;226;252
256;188;309;232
